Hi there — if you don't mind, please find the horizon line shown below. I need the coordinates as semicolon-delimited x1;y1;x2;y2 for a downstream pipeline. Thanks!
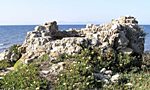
0;24;150;26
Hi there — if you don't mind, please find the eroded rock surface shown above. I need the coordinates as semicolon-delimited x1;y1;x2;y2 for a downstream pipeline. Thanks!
0;16;145;63
16;16;144;63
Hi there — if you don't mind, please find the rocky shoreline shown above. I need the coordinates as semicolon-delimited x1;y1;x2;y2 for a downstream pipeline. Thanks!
1;16;145;61
0;16;149;89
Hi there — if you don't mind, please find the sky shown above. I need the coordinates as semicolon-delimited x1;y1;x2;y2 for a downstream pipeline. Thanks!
0;0;149;25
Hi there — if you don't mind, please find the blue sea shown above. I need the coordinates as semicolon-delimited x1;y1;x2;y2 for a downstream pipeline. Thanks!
0;25;150;52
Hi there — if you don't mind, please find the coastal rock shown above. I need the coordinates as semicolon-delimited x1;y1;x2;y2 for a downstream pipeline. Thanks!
0;45;21;62
0;52;5;61
39;61;65;81
94;68;119;85
0;16;145;64
49;62;65;75
111;73;120;83
86;24;94;28
142;52;150;66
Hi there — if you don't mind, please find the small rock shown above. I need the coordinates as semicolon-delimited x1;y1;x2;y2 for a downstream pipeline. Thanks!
104;70;112;75
41;70;50;74
120;48;133;55
100;68;106;73
34;25;46;31
6;67;14;71
0;77;3;79
86;24;93;28
103;79;109;84
111;24;118;30
111;73;120;83
0;71;10;76
125;83;133;86
0;52;5;61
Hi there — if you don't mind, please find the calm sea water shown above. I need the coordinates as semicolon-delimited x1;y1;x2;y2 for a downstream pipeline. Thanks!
0;25;149;52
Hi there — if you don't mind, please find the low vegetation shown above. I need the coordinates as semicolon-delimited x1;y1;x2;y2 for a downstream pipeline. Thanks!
0;47;149;89
0;60;14;70
54;47;147;90
104;70;150;90
0;45;21;70
0;64;48;89
0;54;50;90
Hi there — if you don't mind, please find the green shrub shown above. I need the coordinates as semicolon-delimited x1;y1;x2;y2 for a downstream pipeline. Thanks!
104;71;150;90
55;48;118;89
51;53;69;64
55;49;102;90
126;72;150;90
54;47;139;89
117;53;135;72
0;60;14;70
36;54;50;63
0;46;145;89
0;45;22;70
7;44;22;63
0;63;48;89
9;44;20;55
39;54;49;62
14;54;50;70
13;60;27;70
0;54;51;89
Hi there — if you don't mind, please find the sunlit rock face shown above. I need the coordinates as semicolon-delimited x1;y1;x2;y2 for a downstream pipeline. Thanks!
0;16;145;63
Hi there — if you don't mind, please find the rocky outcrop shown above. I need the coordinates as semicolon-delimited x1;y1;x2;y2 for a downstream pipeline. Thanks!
0;45;21;62
77;16;144;54
15;16;144;63
0;16;145;63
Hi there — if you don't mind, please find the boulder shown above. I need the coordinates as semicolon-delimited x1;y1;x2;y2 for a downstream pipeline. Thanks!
0;52;5;61
0;45;21;62
111;73;120;83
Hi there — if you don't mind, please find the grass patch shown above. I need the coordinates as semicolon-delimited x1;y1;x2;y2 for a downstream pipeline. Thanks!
0;54;50;90
104;70;150;90
0;60;15;70
13;60;27;70
9;44;21;55
54;47;138;89
0;64;48;89
54;47;148;89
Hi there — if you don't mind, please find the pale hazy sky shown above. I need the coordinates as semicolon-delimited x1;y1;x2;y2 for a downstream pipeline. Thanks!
0;0;149;25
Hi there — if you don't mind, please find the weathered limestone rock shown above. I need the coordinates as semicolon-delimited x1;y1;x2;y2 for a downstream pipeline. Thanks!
0;52;5;61
118;16;138;24
86;24;94;28
111;73;120;83
0;16;145;64
0;45;21;62
39;61;66;82
77;16;144;54
120;48;133;55
94;68;119;85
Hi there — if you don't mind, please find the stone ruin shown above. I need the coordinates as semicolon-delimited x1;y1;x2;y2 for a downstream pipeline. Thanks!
0;16;145;63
